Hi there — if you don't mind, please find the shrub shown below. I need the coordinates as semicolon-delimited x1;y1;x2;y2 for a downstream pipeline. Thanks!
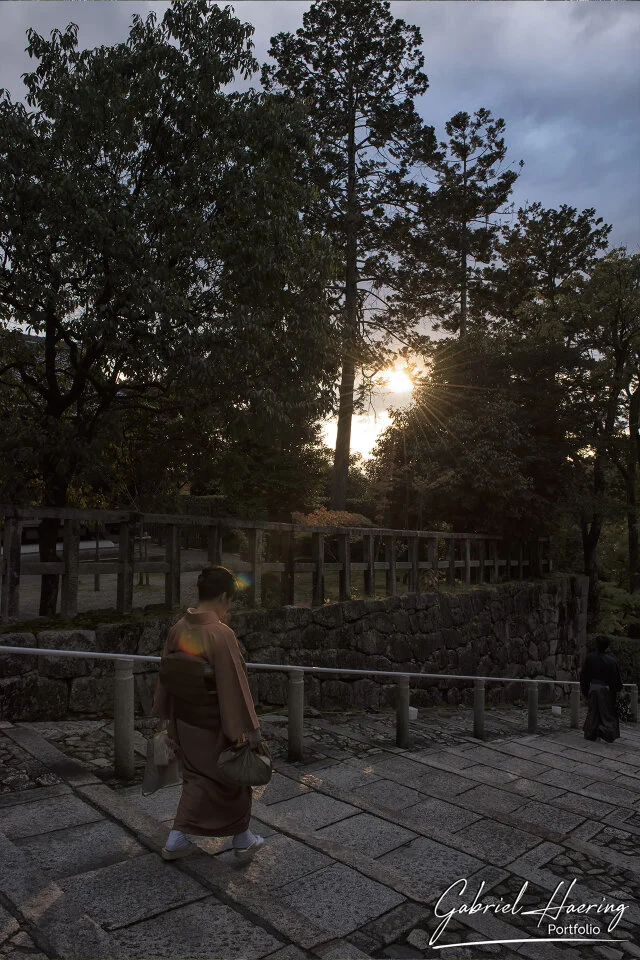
292;507;374;528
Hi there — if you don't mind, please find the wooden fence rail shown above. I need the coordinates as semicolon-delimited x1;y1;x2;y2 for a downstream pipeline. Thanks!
0;504;551;622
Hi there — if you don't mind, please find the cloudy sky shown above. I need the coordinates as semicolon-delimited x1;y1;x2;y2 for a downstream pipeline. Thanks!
1;1;638;455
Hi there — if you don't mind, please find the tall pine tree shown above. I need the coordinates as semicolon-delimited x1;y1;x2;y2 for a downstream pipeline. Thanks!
262;0;436;509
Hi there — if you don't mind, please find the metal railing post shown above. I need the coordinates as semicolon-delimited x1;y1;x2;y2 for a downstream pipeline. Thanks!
474;678;485;740
527;683;538;734
288;668;305;761
631;684;638;723
570;685;580;728
395;675;410;748
114;658;135;779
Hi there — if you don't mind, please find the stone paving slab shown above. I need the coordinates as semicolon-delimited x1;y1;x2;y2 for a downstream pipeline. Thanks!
314;812;418;858
195;834;333;889
1;793;103;839
352;778;425;810
107;896;283;960
454;782;527;815
455;817;541;865
55;852;210;930
277;862;404;937
268;791;360;830
2;713;640;958
14;819;145;881
402;796;482;834
511;798;586;834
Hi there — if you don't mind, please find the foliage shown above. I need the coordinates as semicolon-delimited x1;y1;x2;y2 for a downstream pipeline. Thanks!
391;108;521;337
0;1;341;512
291;506;374;528
263;0;437;506
597;585;640;636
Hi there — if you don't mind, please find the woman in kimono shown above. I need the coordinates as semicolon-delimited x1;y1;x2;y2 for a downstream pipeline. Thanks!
152;566;264;860
580;635;622;742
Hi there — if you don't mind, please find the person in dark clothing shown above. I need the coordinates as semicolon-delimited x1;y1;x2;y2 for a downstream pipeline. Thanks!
580;636;622;742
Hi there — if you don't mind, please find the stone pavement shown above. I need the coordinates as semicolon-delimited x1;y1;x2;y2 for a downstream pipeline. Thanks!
0;709;639;960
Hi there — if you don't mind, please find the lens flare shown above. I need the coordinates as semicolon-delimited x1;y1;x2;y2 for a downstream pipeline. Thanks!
235;573;252;591
177;626;204;656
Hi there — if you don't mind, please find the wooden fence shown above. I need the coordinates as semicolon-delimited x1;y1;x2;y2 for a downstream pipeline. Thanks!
0;505;551;622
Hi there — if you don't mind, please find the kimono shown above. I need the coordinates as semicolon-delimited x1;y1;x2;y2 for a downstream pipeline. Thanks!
152;609;259;837
580;650;622;742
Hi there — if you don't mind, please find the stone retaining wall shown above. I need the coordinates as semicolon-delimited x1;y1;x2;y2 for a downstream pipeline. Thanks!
0;577;588;721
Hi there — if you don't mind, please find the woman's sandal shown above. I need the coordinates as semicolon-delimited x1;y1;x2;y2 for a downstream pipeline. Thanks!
233;834;264;861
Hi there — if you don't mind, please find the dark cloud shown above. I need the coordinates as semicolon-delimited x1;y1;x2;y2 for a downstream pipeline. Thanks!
1;1;638;248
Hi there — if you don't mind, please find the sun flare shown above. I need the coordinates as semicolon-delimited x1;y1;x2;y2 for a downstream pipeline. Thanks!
383;368;413;394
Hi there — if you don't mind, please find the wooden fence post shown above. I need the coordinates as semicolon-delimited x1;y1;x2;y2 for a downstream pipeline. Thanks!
311;532;325;607
464;539;471;586
117;518;135;614
339;532;351;602
518;540;524;580
94;524;101;592
61;520;80;619
384;535;396;597
207;524;223;565
1;517;22;622
364;534;375;598
504;541;512;582
164;524;181;609
493;540;500;582
248;528;263;607
409;535;420;593
448;537;456;586
478;539;486;585
282;530;295;605
427;539;438;588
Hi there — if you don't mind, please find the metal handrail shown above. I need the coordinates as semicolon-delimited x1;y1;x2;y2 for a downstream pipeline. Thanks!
2;645;638;689
1;645;637;777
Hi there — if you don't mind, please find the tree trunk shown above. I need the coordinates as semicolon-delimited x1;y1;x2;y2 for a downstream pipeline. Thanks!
581;453;606;629
331;90;358;511
459;155;468;339
331;354;355;510
627;385;639;592
38;465;68;617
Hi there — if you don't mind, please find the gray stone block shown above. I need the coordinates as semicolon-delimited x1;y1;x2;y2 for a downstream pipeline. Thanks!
316;812;417;858
454;784;526;815
69;677;115;715
353;779;424;810
278;862;404;937
255;773;311;806
403;797;482;833
456;818;540;865
136;620;169;656
56;852;208;930
201;834;333;888
513;800;585;834
0;634;38;676
110;896;282;959
1;794;103;839
270;792;360;830
0;675;68;722
361;901;430;946
15;819;145;880
37;630;96;652
378;836;484;893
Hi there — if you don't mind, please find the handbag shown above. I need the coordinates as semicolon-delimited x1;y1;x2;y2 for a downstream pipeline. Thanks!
142;730;182;796
216;739;273;787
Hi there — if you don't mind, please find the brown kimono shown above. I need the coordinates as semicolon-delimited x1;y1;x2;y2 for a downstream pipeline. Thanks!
152;609;259;837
